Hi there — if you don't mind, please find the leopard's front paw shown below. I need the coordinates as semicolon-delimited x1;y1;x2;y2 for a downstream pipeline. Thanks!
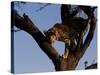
62;50;69;59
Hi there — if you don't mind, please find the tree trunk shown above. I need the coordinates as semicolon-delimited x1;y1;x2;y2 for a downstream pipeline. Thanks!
11;7;96;71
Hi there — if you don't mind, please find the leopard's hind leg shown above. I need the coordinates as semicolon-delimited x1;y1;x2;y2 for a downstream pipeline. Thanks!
62;40;70;59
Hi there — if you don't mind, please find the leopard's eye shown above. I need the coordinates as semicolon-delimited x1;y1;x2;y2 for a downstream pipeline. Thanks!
48;32;55;35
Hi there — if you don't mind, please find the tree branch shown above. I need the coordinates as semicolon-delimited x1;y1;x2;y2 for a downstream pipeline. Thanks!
59;5;97;70
81;16;96;53
85;63;97;69
75;14;96;61
12;5;97;71
12;10;60;64
36;3;51;12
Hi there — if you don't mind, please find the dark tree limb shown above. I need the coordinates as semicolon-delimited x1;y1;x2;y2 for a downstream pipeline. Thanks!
61;4;97;62
80;17;96;56
12;5;97;71
11;10;60;65
61;4;79;24
85;63;97;69
36;3;51;12
74;12;97;62
67;16;97;71
58;5;97;70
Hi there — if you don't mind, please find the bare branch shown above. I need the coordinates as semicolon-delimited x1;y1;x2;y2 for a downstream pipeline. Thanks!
85;63;97;69
11;4;97;71
36;3;51;12
12;10;60;64
75;12;97;61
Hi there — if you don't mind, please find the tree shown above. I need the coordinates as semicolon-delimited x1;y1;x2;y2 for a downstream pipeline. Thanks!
11;2;97;72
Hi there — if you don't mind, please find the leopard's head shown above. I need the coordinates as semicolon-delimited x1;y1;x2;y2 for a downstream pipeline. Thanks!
43;27;59;44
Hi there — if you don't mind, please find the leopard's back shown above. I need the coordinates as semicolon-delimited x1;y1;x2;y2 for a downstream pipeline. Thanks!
53;23;78;42
63;17;88;32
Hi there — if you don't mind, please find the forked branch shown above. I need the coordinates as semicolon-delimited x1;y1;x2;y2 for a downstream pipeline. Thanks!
11;10;60;65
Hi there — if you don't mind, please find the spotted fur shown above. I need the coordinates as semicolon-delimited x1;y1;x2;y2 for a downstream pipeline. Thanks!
44;17;89;58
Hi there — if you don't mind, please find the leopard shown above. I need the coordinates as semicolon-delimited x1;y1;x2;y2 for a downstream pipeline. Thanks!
44;17;89;59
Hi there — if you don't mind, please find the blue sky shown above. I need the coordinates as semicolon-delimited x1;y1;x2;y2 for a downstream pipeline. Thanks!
13;2;97;74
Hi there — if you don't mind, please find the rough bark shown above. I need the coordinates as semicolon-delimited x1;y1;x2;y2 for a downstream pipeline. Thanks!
11;10;60;66
12;6;96;71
